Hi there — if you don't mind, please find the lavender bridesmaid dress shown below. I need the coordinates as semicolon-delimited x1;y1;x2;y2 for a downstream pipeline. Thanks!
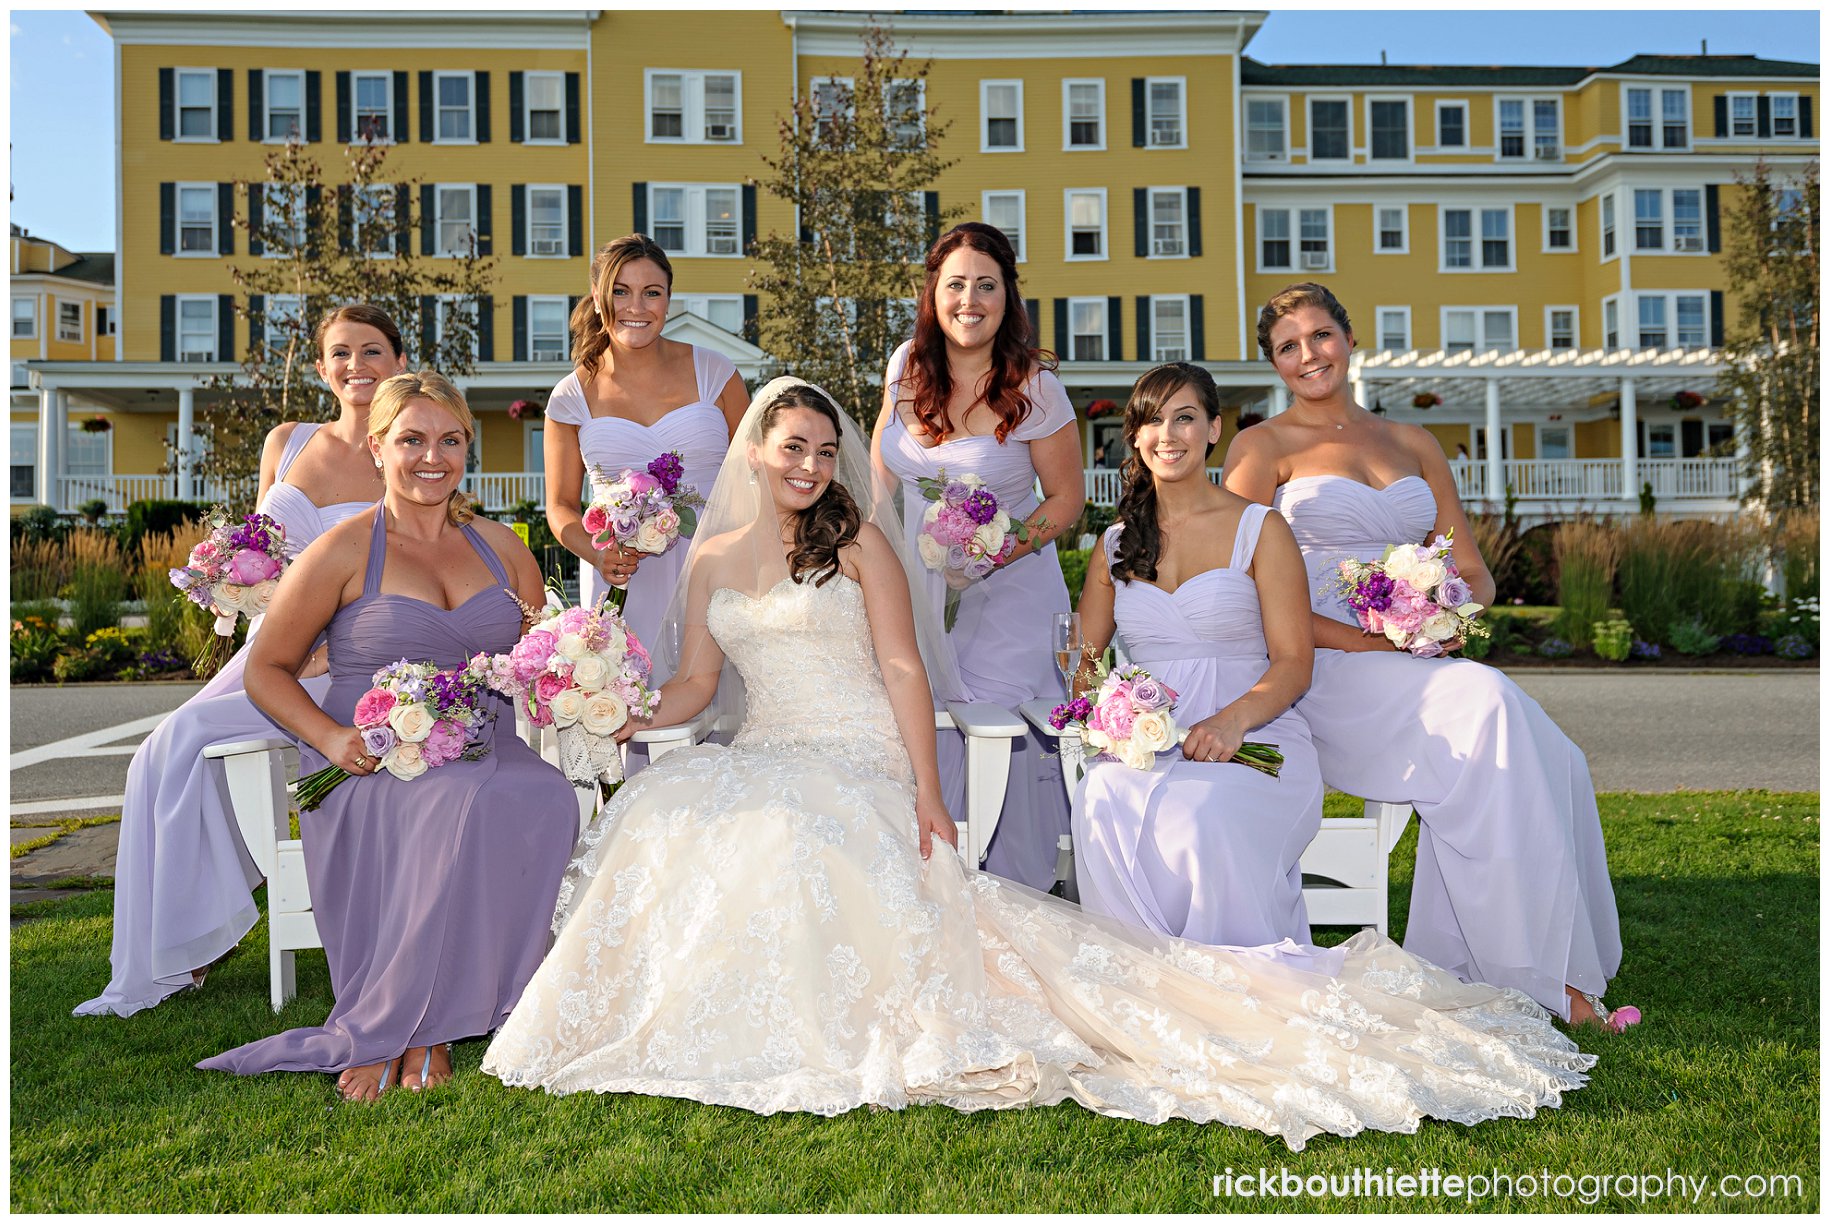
879;340;1074;889
1273;475;1622;1018
1073;508;1324;946
198;508;578;1076
76;423;371;1018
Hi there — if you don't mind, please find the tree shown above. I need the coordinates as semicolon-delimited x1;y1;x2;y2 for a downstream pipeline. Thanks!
194;138;497;494
748;19;963;426
1720;158;1819;511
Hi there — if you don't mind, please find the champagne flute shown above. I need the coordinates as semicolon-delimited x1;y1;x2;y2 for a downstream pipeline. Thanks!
1052;612;1082;697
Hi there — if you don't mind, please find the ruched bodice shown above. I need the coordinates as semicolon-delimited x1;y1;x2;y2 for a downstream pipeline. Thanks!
1273;475;1438;626
1109;514;1271;667
258;423;374;557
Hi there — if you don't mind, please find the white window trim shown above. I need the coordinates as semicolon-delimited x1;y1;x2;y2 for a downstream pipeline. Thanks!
1631;290;1711;349
524;182;569;258
1623;84;1656;150
433;182;478;257
885;77;926;147
1066;295;1109;361
1241;92;1288;163
1493;94;1562;162
1149;293;1191;361
1439;305;1520;354
1374;202;1409;255
521;69;570;146
264;293;305;342
1602;294;1621;349
64;420;113;479
1659;84;1694;151
1535;421;1574;459
11;420;39;505
1433;98;1468;150
1144;186;1190;260
1437;203;1516;273
808;75;854;145
259;184;307;259
174;293;220;362
1305;94;1352;161
670;293;746;335
1063;187;1108;262
1541;202;1577;253
523;418;546;470
641;68;742;146
1374;304;1412;352
260;68;306;145
1726;91;1759;139
1293;204;1335;273
1255;205;1294;273
1769;91;1801;140
432;69;478;145
1142;76;1188;150
56;300;84;344
348;69;395;145
1628;187;1709;256
1599;190;1619;263
1061;77;1106;151
980;79;1025;153
12;296;38;340
1544;304;1580;349
646;182;745;259
173;66;219;144
433;295;481;362
980;188;1026;263
524;293;572;361
1365;95;1413;163
350;183;397;259
175;180;219;258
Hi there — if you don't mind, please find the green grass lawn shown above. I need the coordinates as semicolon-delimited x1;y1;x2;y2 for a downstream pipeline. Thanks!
11;791;1819;1213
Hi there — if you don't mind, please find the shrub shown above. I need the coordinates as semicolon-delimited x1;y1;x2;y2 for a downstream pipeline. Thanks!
122;499;210;558
1553;519;1618;650
1776;509;1818;606
1782;595;1820;645
1461;611;1525;661
51;647;111;684
77;498;111;525
1073;502;1119;547
65;530;127;638
1775;634;1816;661
120;646;190;681
1534;636;1574;660
1615;519;1692;645
11;536;70;601
84;626;138;668
1592;618;1634;662
11;504;67;544
1669;619;1722;657
1509;524;1560;606
1720;633;1774;656
1630;640;1663;661
1057;549;1091;607
9;614;64;682
1465;513;1524;605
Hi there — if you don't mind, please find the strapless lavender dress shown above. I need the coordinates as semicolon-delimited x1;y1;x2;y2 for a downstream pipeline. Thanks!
1273;475;1622;1018
198;508;578;1076
1074;507;1324;946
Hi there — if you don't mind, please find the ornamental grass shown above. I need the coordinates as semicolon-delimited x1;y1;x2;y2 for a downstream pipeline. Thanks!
64;530;126;639
1552;518;1617;650
134;529;196;654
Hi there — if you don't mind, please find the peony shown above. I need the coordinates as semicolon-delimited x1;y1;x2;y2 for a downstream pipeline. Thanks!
581;504;611;536
633;518;671;554
227;547;282;585
360;724;398;759
533;671;569;705
569;653;611;692
549;687;587;727
509;629;557;682
1131;709;1174;753
353;688;398;726
555;631;592;661
580;689;629;737
557;607;594;636
384;740;428;780
1099;696;1137;741
387;701;434;743
421;718;467;766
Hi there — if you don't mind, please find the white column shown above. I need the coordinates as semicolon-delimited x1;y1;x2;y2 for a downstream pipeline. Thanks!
1269;385;1288;417
1350;375;1368;411
1483;378;1504;510
35;386;57;507
176;385;197;501
1619;376;1638;504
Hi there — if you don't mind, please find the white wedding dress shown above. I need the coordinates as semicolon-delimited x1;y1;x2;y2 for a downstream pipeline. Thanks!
482;574;1595;1149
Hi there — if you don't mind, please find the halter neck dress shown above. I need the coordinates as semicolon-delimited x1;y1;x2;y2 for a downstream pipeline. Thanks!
76;423;375;1017
199;506;578;1076
1272;474;1622;1019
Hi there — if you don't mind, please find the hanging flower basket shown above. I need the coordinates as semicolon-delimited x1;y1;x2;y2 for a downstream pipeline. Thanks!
1411;392;1442;410
1670;390;1705;411
509;398;545;422
1085;398;1120;419
80;415;112;433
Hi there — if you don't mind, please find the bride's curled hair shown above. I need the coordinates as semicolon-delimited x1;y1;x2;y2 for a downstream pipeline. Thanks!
756;383;861;588
1112;362;1221;584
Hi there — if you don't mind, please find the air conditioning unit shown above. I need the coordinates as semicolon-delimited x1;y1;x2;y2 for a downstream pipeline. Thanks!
1534;145;1562;160
1150;128;1181;146
1151;239;1184;256
706;124;735;141
532;238;565;256
1300;250;1329;270
531;345;565;362
1675;235;1704;252
180;352;212;364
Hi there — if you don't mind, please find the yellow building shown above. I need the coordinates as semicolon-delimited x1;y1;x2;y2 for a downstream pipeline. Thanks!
18;9;1819;521
11;226;117;506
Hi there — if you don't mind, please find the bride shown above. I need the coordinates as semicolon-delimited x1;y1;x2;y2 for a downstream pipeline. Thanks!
481;378;1596;1148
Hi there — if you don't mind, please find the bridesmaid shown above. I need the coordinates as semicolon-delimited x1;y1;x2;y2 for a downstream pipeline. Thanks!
543;234;747;678
199;371;578;1100
1073;363;1323;946
1224;281;1630;1030
75;304;404;1018
872;222;1086;890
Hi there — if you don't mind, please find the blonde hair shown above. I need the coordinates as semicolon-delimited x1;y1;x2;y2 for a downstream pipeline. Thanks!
569;234;675;378
368;370;477;524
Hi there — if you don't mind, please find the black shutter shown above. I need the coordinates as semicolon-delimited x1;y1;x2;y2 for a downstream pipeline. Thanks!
511;184;527;256
419;71;434;142
1681;418;1704;457
476;184;493;255
1756;95;1771;139
1187;186;1202;257
1131;78;1146;147
743;184;758;254
247;183;265;256
337;184;353;251
394;183;411;255
1189;294;1206;361
159;182;175;255
217;294;235;360
1025;298;1040;344
1135;296;1151;361
509;71;524;143
420;183;435;255
1107;296;1123;360
305;185;322;255
924;191;940;246
159;68;174;141
742;293;759;343
305;71;321;143
160;295;176;361
1705;184;1721;253
218;182;235;254
419;296;436;358
567;295;581;353
216;68;233;141
513;295;528;361
336;71;351;143
1713;95;1728;138
632;182;648;235
567;184;583;256
247;68;263;142
475;71;490;142
565;72;581;143
248;295;265;349
1053;297;1068;356
1801;96;1814;138
1710;290;1725;348
393;71;410;142
1133;187;1149;257
477;295;494;360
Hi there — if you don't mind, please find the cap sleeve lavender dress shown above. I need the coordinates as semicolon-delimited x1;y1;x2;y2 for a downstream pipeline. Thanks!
878;340;1074;889
198;507;578;1077
1273;474;1622;1018
76;423;372;1018
1073;508;1325;947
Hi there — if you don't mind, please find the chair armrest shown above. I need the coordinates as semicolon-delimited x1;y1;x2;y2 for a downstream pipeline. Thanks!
203;737;296;759
1016;699;1066;740
630;707;714;747
942;700;1026;739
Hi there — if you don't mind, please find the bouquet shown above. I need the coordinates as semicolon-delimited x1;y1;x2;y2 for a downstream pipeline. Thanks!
168;504;288;677
1050;662;1284;777
913;470;1033;629
295;657;496;810
478;597;659;790
582;451;704;604
1329;530;1489;658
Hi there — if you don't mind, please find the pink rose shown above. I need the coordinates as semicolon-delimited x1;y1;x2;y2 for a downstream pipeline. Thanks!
533;672;569;705
227;548;282;585
353;688;397;727
582;504;612;538
526;699;553;727
624;633;651;680
509;629;557;683
421;718;466;766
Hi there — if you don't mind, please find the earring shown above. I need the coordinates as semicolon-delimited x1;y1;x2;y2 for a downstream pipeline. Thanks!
748;467;758;485
373;457;383;470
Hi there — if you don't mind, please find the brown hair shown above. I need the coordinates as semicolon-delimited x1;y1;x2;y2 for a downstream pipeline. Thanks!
1112;363;1222;584
569;234;675;378
367;370;477;525
897;222;1055;444
754;384;860;588
312;302;406;360
1255;282;1354;361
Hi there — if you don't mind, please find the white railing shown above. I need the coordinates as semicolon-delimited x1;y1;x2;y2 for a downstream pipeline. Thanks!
1443;457;1738;505
462;472;546;511
1084;467;1227;507
1639;458;1740;500
57;473;254;513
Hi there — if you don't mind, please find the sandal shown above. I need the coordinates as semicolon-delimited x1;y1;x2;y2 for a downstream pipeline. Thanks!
402;1043;453;1093
336;1056;398;1103
1574;990;1642;1034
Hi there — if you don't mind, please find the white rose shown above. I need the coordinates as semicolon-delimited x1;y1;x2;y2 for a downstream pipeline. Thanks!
555;632;592;662
603;620;627;658
569;654;610;692
1084;728;1111;754
1131;710;1174;753
1409;557;1448;592
916;532;948;570
1381;546;1420;585
971;520;1007;559
1384;622;1412;647
384;741;427;780
633;519;671;554
247;578;281;615
214;582;250;615
1421;610;1461;642
1120;740;1156;770
580;690;629;737
387;701;435;743
549;687;587;728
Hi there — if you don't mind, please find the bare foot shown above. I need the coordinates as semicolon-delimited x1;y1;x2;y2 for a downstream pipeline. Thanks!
1565;987;1604;1027
337;1056;400;1103
1565;985;1640;1033
400;1043;453;1092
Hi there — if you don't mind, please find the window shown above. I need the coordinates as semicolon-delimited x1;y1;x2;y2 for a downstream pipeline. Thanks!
982;80;1022;151
1661;88;1689;148
1633;189;1663;250
66;425;109;478
1672;189;1703;251
264;183;306;252
96;305;115;336
1443;209;1471;268
1376;306;1411;352
57;301;82;343
1064;79;1104;150
1706;421;1735;454
811;77;852;144
435;296;479;361
1259;208;1290;269
1376;205;1407;253
1496;96;1558;159
1261;205;1334;272
434;184;476;255
351;184;395;255
1068;298;1107;361
1627;87;1654;148
1533;100;1559;159
434;71;474;142
1145;77;1185;148
1498;99;1525;158
1481;208;1512;267
1637;295;1667;347
1436;100;1466;148
1064;189;1106;260
1603;298;1620;348
1772;94;1798;138
264;70;304;140
1148;188;1188;257
672;294;745;335
1547;306;1577;349
1309;98;1349;160
1151;295;1189;361
1442;307;1515;353
702;74;739;143
1538;424;1572;460
264;293;304;341
1245;97;1285;161
647;183;743;258
176;68;216;140
1675;294;1706;346
1629;293;1709;348
1646;423;1677;458
177;295;218;362
353;71;391;141
1543;205;1574;251
178;183;217;254
1441;206;1511;270
885;79;924;148
527;185;566;256
12;297;36;339
1369;99;1409;160
524;71;565;143
1602;192;1617;258
11;422;35;501
981;190;1025;262
1729;93;1757;137
1298;208;1332;270
650;72;684;139
527;296;570;361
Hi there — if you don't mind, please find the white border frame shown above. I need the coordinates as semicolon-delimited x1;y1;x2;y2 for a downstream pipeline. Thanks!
11;419;39;505
1241;93;1287;163
174;180;219;258
1602;294;1621;349
1305;94;1352;162
1535;421;1574;460
259;68;307;144
1440;305;1519;354
980;189;1027;263
1065;295;1109;361
172;66;219;144
1544;304;1580;350
646;182;745;259
12;295;38;340
1063;187;1108;262
55;300;85;345
1061;77;1106;151
1144;186;1191;260
521;69;572;146
1374;304;1412;352
1254;204;1295;274
174;293;220;362
1541;202;1577;253
524;293;572;361
1726;91;1759;139
980;78;1025;153
1599;190;1619;262
1365;95;1413;164
1769;91;1801;140
431;69;478;145
1374;202;1409;255
1142;75;1188;150
1149;293;1192;362
1437;203;1516;273
524;182;570;258
1433;98;1468;150
348;68;396;145
433;182;478;257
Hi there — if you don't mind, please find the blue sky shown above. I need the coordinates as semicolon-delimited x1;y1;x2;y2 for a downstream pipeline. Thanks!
8;6;1822;253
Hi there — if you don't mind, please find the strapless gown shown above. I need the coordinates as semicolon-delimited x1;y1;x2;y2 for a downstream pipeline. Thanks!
1273;475;1622;1019
199;508;578;1075
1074;507;1325;946
77;422;371;1018
481;572;1593;1149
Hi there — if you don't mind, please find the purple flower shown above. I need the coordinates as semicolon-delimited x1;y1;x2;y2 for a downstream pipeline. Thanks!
1048;696;1092;731
647;451;686;495
360;724;398;759
961;488;999;526
1438;576;1474;609
1346;571;1396;614
1129;677;1169;709
942;479;970;503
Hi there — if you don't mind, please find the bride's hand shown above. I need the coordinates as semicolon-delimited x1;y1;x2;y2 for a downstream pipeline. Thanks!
916;791;957;860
